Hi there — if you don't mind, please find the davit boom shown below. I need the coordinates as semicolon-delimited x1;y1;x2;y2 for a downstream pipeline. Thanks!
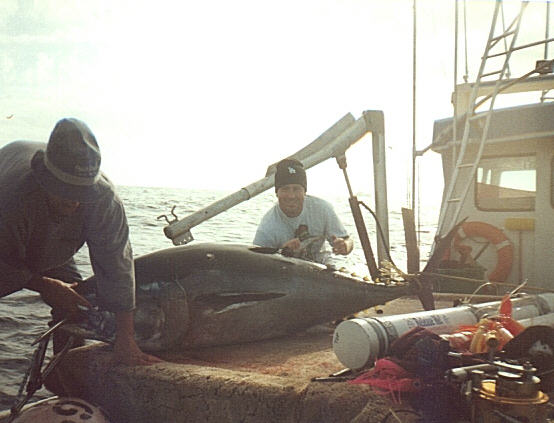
66;243;410;351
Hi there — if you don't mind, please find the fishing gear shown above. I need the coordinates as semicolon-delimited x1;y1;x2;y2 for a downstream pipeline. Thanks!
447;358;551;423
9;320;74;422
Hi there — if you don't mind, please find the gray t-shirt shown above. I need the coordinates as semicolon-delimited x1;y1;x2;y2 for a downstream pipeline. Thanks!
0;141;135;312
253;195;348;263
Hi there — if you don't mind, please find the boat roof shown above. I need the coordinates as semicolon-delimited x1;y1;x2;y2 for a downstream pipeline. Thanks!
431;101;554;153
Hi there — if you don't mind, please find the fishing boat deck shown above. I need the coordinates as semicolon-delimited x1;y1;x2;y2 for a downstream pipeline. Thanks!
41;296;462;423
48;329;385;422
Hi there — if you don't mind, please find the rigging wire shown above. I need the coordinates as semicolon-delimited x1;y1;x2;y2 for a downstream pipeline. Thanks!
410;0;421;260
358;199;397;268
541;1;551;102
454;0;459;135
417;158;421;263
451;0;461;234
463;0;469;83
411;0;417;214
547;1;551;60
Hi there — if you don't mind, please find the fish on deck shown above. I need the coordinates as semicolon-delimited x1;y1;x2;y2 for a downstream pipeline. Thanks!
63;243;410;351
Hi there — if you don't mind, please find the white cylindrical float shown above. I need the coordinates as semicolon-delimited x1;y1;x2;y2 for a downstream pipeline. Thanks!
333;293;554;370
519;312;554;328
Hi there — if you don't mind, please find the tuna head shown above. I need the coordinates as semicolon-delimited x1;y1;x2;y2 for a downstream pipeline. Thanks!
62;280;189;352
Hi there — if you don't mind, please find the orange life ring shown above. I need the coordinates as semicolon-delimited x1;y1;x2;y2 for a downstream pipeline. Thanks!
451;221;513;282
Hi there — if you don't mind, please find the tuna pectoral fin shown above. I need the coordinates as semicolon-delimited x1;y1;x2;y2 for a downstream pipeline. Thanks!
195;292;286;312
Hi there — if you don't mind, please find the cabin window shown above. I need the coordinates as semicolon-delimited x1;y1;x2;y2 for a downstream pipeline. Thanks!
475;155;536;211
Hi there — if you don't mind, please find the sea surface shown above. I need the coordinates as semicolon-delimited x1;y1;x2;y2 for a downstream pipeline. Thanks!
0;186;438;410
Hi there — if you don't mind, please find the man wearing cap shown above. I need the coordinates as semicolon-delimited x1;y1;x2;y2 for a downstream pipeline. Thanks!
254;158;353;263
0;118;160;366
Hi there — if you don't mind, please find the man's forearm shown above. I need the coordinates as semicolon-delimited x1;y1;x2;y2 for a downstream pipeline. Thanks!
24;274;47;293
115;310;136;342
113;308;162;365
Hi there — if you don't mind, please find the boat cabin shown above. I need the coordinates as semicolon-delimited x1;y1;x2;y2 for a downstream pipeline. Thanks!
431;97;554;291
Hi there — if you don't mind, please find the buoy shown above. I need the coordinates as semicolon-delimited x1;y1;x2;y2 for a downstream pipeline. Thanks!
11;397;112;423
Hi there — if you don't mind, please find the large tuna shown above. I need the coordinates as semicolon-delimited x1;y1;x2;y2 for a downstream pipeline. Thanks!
64;243;410;351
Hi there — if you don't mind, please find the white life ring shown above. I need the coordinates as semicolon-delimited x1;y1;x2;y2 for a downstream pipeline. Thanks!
452;221;514;282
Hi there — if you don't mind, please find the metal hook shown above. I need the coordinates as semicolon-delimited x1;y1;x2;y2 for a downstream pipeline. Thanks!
10;322;74;421
509;279;528;297
157;205;179;225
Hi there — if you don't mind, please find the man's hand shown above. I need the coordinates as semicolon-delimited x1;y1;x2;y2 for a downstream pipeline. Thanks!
282;238;301;251
280;238;302;257
113;337;163;366
27;275;92;316
113;311;163;366
331;236;354;255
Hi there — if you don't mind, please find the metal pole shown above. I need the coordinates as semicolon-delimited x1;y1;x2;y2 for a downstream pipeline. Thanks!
337;155;380;280
164;113;370;244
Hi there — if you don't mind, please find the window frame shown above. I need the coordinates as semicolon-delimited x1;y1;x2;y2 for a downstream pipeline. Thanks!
474;153;536;212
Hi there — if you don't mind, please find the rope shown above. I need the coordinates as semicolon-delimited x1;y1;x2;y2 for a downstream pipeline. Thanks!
381;408;423;423
421;271;554;293
358;200;397;268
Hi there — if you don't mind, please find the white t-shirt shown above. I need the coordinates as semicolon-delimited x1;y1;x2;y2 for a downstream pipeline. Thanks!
253;195;348;263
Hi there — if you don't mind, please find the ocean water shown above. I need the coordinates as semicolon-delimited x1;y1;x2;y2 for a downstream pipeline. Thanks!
0;186;438;410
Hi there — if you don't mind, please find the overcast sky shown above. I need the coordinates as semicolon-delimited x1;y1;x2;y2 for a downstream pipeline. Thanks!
0;0;550;207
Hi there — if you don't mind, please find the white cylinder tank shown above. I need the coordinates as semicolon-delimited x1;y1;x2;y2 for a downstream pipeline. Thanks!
333;293;554;370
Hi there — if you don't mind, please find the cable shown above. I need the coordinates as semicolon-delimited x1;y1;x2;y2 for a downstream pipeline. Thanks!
381;408;423;423
358;200;397;268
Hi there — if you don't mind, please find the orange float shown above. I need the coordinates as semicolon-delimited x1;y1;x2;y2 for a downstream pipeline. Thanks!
448;221;514;282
